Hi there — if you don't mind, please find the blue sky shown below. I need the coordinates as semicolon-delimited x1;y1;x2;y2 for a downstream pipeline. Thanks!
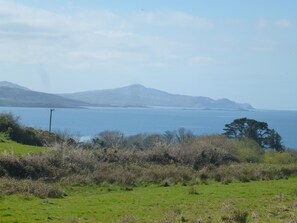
0;0;296;110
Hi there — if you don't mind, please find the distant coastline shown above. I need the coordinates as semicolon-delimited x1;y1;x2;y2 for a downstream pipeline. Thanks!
0;81;253;111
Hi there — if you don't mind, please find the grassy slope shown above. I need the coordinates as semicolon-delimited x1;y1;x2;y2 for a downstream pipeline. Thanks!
0;178;297;223
0;137;44;156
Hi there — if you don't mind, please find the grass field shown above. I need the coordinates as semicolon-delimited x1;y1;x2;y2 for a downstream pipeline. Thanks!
0;140;44;156
0;177;297;223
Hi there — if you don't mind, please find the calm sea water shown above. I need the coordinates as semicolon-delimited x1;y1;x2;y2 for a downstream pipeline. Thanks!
0;107;296;149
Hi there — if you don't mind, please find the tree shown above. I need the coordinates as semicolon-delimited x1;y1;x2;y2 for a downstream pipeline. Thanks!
163;130;177;144
223;118;284;151
92;131;124;149
265;129;284;152
176;128;194;143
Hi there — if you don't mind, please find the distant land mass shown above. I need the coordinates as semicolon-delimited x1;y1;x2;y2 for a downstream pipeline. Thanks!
0;81;88;108
61;84;254;110
0;81;253;110
0;81;30;91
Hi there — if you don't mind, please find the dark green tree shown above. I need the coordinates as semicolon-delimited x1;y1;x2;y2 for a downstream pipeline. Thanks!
223;118;284;151
265;129;284;152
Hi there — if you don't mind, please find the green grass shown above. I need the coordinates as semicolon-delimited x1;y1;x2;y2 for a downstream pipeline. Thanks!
0;131;44;156
1;177;297;222
0;141;44;156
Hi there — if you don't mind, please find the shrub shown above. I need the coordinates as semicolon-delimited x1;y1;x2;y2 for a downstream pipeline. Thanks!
232;138;264;163
148;149;177;165
168;135;238;168
205;163;297;182
263;149;297;164
0;113;21;135
1;133;297;187
0;112;75;146
92;131;124;149
0;155;56;179
0;178;64;198
222;209;249;223
0;132;8;142
14;127;43;146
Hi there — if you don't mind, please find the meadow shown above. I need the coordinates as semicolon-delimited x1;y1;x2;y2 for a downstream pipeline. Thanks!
0;141;44;157
1;177;297;222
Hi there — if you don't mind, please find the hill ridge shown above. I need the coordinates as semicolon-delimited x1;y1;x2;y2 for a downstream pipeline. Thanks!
62;84;254;110
0;81;30;91
0;82;254;110
0;85;88;108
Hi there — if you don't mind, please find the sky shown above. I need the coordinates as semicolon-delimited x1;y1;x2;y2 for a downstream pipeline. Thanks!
0;0;296;110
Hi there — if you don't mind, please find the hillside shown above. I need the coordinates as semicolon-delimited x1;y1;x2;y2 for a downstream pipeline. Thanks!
62;84;253;110
0;82;253;110
0;81;30;91
0;82;87;108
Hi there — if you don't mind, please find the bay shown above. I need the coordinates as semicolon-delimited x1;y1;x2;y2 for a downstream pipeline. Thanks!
0;107;296;149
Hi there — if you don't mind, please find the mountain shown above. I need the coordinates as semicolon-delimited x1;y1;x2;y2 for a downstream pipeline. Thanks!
0;82;253;110
0;81;30;91
0;81;88;108
62;84;253;110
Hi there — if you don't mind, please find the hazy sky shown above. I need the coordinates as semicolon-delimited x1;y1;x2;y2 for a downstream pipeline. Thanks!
0;0;296;110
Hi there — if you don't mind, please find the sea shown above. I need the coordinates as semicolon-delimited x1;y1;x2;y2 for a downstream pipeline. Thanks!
0;107;296;149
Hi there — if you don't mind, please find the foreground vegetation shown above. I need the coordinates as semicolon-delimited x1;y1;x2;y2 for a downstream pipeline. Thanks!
1;137;297;222
0;133;44;156
1;136;297;186
0;112;297;222
1;177;297;222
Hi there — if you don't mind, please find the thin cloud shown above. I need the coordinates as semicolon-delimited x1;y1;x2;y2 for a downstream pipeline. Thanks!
94;30;134;38
275;19;292;28
190;56;214;64
255;19;269;29
255;18;293;29
132;11;214;29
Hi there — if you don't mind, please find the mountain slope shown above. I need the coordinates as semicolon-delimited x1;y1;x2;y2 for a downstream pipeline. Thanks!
0;81;30;91
0;83;88;108
62;84;253;110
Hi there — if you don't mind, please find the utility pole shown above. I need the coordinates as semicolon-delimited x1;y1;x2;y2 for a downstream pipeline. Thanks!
49;108;55;132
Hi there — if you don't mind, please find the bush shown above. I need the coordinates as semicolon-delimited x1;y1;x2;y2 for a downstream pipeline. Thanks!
205;163;297;182
168;135;239;169
263;149;297;164
0;154;56;179
0;112;74;146
92;131;124;149
15;127;43;146
0;178;64;198
0;113;22;141
0;132;8;142
193;148;239;170
232;138;264;163
222;209;249;223
1;131;297;187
